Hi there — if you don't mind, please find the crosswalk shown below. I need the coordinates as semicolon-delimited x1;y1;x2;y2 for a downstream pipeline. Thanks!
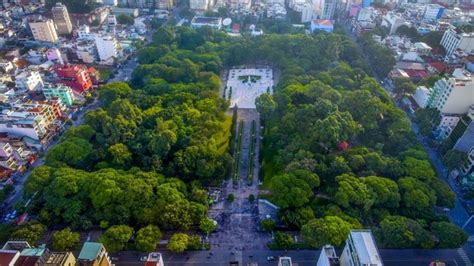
457;248;473;266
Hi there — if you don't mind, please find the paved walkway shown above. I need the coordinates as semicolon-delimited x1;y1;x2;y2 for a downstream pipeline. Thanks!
208;109;271;255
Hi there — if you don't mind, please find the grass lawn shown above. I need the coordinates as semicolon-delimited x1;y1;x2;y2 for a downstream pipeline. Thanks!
216;115;232;155
97;68;112;81
259;139;282;189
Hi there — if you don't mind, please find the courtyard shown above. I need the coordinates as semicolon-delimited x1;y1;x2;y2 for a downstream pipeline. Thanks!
226;68;273;109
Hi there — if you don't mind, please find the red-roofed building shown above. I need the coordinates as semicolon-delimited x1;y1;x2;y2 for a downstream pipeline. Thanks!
232;23;240;33
428;61;448;74
53;64;93;95
0;250;20;266
405;69;429;81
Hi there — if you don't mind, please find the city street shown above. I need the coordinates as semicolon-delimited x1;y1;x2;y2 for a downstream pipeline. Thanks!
111;249;468;265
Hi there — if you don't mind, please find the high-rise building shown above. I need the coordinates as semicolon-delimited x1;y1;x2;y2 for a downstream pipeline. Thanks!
313;0;335;19
423;4;444;21
321;0;335;19
94;34;119;63
52;3;73;35
190;0;210;11
340;230;383;266
29;19;58;43
427;69;474;115
441;25;474;58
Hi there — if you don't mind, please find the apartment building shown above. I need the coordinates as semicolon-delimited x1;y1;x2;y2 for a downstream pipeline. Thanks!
52;2;73;35
340;230;383;266
29;19;58;43
94;34;119;63
426;69;474;114
15;71;44;91
441;25;474;58
42;83;74;107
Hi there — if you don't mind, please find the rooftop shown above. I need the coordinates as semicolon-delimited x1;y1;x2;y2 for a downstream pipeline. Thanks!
78;242;103;261
192;16;222;24
349;230;383;265
20;246;47;257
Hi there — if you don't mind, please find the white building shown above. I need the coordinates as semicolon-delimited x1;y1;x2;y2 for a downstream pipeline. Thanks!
381;12;407;35
317;245;340;266
0;110;48;141
436;114;461;140
413;86;431;108
191;16;222;30
52;2;73;35
95;34;119;63
423;4;444;21
340;230;383;266
29;19;59;43
190;0;210;11
77;25;92;40
15;71;44;91
427;69;474;114
441;25;474;58
288;0;313;22
0;61;14;73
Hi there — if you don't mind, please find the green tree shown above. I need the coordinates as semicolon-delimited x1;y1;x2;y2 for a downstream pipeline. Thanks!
52;228;80;251
335;174;373;211
431;222;467;248
272;174;313;209
116;14;134;25
9;223;46;245
378;215;434;248
392;77;416;97
363;176;400;209
227;193;235;202
301;216;355;247
260;218;276;232
186;235;202;250
443;149;468;170
199;218;216;235
255;93;277;122
99;225;133;252
269;232;295;249
135;225;162;252
108;143;132;167
167;233;189;253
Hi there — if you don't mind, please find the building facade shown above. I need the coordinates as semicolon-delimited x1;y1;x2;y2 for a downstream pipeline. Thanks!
94;34;119;63
441;26;474;58
29;19;58;43
426;69;474;114
15;71;43;91
52;2;73;35
340;230;383;266
42;83;74;107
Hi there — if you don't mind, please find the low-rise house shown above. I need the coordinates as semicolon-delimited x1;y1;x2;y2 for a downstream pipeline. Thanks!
77;242;111;266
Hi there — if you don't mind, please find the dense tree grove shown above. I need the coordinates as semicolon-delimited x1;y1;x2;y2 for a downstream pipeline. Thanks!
247;30;463;248
21;26;464;250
